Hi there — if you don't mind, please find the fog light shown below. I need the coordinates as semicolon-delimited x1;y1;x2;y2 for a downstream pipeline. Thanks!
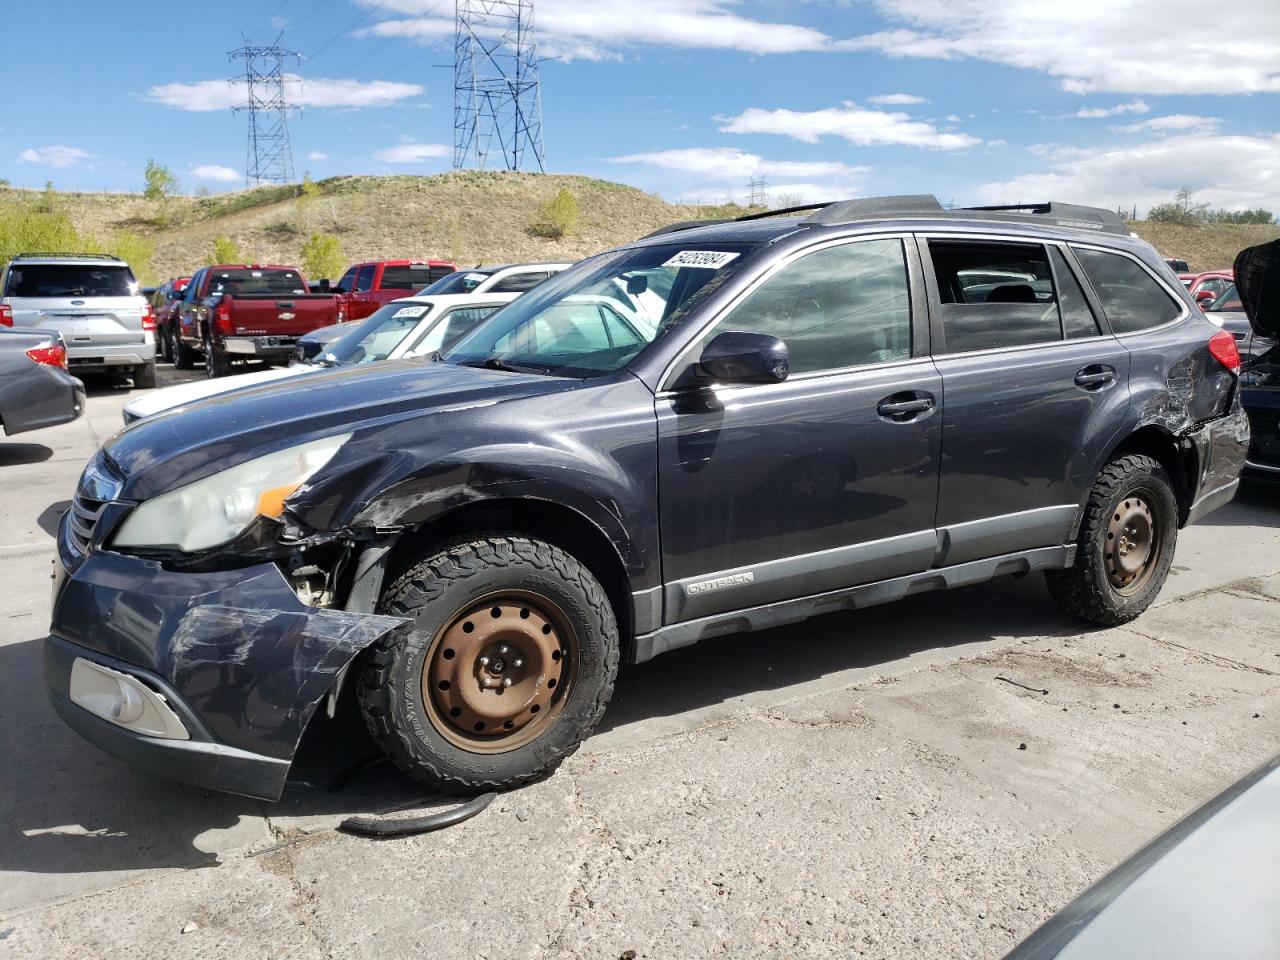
68;658;190;740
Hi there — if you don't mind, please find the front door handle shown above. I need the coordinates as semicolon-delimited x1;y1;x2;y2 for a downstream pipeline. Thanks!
877;392;936;421
1074;365;1116;389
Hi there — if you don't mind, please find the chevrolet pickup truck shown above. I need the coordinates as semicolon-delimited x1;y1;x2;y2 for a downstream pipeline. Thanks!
333;259;457;322
172;264;345;377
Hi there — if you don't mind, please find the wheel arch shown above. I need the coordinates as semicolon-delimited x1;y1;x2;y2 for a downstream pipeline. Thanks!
1100;424;1196;525
380;497;637;652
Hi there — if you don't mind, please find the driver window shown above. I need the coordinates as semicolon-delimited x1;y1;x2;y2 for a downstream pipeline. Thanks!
697;239;912;375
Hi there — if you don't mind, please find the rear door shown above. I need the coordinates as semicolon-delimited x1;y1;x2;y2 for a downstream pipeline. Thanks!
656;235;942;623
924;236;1132;565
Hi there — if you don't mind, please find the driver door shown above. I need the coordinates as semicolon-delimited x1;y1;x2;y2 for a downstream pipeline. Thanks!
656;236;942;623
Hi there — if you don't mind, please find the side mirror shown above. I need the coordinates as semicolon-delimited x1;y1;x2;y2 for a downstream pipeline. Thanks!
699;331;789;385
1195;289;1216;306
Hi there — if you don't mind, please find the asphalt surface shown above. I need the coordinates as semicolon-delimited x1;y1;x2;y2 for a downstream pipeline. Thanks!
0;363;1277;959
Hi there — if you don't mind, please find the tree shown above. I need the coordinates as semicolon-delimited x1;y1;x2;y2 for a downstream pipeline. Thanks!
211;235;241;264
143;160;179;201
300;232;344;281
529;187;580;239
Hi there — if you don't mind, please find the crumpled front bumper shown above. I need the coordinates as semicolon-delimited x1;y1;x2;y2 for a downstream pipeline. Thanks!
45;522;408;801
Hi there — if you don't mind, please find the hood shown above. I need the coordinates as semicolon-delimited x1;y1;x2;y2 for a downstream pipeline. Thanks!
105;359;578;500
122;364;311;421
1233;239;1280;339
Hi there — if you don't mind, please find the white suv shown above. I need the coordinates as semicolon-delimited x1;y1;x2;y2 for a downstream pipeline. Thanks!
0;253;156;387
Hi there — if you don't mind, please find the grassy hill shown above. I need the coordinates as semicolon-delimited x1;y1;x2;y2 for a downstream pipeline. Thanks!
3;173;1276;283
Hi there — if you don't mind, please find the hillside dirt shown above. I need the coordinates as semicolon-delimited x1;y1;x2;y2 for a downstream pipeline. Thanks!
4;174;1276;282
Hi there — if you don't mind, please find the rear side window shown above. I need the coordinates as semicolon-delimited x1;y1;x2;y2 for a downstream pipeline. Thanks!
490;271;550;293
1049;248;1100;339
702;238;912;375
5;264;135;297
929;240;1060;353
1072;248;1182;333
355;265;376;292
381;264;437;289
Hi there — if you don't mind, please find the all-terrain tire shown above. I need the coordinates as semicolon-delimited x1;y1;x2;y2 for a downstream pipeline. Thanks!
1046;454;1178;626
358;535;619;793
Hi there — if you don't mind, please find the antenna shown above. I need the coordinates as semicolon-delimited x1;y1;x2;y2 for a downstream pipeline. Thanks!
229;33;299;186
746;176;768;207
453;0;546;172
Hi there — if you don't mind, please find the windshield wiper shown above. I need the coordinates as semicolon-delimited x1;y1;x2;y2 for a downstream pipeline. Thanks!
456;357;551;375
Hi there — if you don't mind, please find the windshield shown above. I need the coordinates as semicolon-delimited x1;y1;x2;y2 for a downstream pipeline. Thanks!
208;268;307;297
1207;283;1243;312
444;242;758;377
6;263;136;297
324;300;433;364
419;270;493;295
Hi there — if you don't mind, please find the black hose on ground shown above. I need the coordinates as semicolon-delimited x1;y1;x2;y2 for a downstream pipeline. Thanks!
338;792;496;838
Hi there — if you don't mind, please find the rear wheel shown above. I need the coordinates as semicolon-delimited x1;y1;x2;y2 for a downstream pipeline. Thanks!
133;361;157;389
173;331;198;370
203;330;232;378
358;536;619;792
1046;454;1178;625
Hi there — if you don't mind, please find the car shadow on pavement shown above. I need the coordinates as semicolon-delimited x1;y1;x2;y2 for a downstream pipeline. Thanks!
0;443;54;467
1195;483;1279;527
600;574;1079;735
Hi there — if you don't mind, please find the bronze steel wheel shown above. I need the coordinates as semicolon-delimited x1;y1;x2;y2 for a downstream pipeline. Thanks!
1104;493;1162;595
423;591;577;753
358;536;619;792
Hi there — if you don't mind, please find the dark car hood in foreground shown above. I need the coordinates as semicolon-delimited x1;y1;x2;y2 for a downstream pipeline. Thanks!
106;360;579;500
1006;755;1280;959
1234;239;1280;339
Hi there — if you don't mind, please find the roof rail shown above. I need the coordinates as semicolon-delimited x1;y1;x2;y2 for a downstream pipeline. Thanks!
806;195;944;225
13;251;124;260
637;219;731;240
961;202;1130;235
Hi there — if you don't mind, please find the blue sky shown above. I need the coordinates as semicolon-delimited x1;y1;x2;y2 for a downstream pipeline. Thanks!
2;0;1277;215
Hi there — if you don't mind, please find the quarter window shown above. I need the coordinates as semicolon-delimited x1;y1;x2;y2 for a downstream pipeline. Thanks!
1049;247;1101;339
929;240;1061;353
1072;248;1182;333
699;238;912;375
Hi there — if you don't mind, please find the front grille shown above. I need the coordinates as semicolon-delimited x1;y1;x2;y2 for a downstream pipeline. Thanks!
67;494;106;554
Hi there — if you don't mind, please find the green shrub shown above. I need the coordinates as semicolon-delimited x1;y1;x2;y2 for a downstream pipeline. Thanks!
143;160;179;201
300;231;344;281
211;235;242;264
530;187;580;239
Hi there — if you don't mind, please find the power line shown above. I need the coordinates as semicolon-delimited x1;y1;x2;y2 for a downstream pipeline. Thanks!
343;0;448;74
453;0;545;172
230;33;300;185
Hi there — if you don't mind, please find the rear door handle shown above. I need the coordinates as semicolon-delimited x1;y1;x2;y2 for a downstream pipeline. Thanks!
1074;365;1116;389
877;392;936;420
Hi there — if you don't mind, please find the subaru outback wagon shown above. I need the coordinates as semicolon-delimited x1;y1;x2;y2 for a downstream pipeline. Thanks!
46;196;1250;800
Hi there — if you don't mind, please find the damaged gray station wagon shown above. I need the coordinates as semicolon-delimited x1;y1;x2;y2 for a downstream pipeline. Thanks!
46;197;1250;800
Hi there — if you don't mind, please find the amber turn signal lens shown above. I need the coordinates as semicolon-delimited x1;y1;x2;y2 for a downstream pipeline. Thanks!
256;482;301;518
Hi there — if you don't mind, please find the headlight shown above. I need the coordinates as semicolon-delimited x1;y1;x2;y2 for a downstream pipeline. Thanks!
113;434;352;552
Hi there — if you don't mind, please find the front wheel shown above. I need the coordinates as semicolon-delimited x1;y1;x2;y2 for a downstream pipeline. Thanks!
1046;454;1178;625
358;536;619;793
173;331;199;370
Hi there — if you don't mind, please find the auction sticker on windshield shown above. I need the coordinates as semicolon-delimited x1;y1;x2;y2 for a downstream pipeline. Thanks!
663;250;741;269
392;306;429;318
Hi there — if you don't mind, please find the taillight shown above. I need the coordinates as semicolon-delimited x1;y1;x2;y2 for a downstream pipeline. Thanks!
141;304;156;332
27;342;67;370
1208;329;1240;373
0;304;12;327
215;301;233;334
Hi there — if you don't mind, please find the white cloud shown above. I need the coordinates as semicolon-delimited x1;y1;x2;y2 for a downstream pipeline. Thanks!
975;133;1280;215
190;164;240;182
845;0;1280;95
18;145;95;168
866;93;928;105
366;0;838;60
718;101;980;150
373;141;451;163
1115;114;1220;134
611;147;870;205
1075;99;1149;118
308;150;328;161
146;76;423;112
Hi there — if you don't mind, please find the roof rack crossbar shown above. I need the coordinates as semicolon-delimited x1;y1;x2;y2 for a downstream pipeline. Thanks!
13;251;124;260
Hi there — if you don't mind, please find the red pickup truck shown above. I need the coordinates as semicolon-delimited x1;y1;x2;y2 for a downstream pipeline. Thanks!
173;264;345;377
332;259;456;321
